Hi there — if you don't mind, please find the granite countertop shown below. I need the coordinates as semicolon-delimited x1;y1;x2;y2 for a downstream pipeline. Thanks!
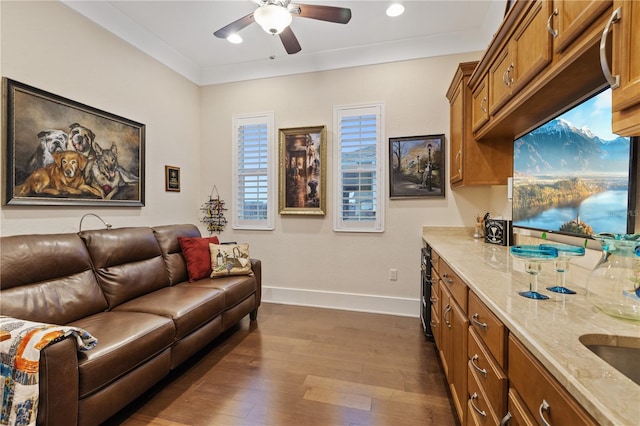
422;227;640;426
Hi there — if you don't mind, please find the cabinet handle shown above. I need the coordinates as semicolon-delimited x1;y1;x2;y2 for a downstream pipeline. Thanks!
471;354;487;377
502;64;514;87
469;392;487;417
454;150;462;174
480;96;487;114
443;305;452;328
500;412;513;426
442;273;453;284
429;296;437;303
430;320;437;329
546;8;558;37
471;313;488;330
600;7;621;89
539;399;552;426
502;68;510;87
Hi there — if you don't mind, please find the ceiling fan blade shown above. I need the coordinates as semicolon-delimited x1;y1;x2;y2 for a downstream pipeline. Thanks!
279;26;302;54
289;4;352;24
213;12;255;39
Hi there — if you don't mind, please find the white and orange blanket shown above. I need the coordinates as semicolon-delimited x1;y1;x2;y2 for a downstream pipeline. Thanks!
0;316;97;426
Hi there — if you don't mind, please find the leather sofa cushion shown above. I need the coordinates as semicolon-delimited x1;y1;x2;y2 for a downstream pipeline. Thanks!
152;224;201;285
70;311;175;398
81;227;171;308
0;233;108;323
113;285;225;339
190;275;256;310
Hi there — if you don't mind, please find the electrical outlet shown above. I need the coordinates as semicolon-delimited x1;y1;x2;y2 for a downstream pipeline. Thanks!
389;269;398;281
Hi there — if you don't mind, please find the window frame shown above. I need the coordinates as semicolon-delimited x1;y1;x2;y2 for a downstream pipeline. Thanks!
332;102;385;233
231;112;276;230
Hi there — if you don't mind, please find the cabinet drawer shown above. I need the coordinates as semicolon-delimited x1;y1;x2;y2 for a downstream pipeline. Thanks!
508;335;598;426
469;291;507;367
504;388;536;426
439;261;467;312
467;363;497;426
468;327;507;421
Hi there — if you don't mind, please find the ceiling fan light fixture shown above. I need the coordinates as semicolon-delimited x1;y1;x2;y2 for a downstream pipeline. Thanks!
254;4;292;34
227;33;243;44
386;3;405;17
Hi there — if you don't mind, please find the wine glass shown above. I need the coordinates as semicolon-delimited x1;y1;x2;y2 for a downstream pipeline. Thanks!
540;243;585;294
510;245;558;300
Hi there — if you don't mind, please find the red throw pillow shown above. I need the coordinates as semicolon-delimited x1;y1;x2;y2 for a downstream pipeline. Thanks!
178;236;220;282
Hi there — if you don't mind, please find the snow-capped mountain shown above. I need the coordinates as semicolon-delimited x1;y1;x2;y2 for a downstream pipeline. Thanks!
514;118;630;174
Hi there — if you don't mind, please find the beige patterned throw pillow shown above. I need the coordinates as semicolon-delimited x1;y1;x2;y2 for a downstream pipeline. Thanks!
209;243;252;277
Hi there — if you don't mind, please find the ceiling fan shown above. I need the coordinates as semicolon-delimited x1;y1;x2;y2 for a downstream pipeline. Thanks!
213;0;352;54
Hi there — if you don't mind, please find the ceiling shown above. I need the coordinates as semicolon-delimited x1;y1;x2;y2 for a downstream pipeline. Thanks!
62;0;506;86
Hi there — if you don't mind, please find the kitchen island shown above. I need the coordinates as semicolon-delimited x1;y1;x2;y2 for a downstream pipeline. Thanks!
423;227;640;426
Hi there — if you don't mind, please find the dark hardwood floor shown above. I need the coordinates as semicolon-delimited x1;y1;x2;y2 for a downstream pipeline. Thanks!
105;303;455;426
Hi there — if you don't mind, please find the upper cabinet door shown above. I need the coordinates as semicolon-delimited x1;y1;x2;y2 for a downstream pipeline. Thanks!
512;0;553;93
471;75;489;133
552;0;612;53
602;0;640;136
449;82;464;185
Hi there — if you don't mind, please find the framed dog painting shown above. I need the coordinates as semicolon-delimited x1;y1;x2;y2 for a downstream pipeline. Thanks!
2;78;145;206
278;125;326;215
389;134;445;198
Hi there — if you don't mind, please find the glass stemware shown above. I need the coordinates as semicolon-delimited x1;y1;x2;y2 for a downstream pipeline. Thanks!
540;243;585;294
510;245;558;300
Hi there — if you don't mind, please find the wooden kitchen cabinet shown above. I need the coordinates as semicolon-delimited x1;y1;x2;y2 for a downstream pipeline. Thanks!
446;62;513;188
501;389;536;426
467;291;508;425
488;46;514;115
511;0;553;93
610;0;640;136
549;0;611;53
508;334;598;426
468;0;614;142
471;75;489;132
488;1;553;119
439;265;469;425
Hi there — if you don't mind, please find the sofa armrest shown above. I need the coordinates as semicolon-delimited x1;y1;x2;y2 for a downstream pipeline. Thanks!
37;337;79;426
250;259;262;308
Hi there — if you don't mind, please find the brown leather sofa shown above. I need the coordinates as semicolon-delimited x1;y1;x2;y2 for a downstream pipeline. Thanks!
0;224;261;426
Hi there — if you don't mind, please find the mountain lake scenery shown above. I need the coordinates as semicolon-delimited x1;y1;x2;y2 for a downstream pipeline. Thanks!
512;89;632;236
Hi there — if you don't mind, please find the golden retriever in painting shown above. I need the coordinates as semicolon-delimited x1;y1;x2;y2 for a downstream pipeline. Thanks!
16;151;102;198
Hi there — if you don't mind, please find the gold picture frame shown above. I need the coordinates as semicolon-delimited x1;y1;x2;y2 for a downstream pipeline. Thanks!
278;125;326;215
165;165;180;192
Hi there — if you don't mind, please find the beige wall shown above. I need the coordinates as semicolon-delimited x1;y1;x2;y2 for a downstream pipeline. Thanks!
200;56;508;314
0;1;201;235
1;1;508;316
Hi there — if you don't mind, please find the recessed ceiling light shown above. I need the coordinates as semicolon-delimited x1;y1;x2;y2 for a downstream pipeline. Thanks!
227;34;243;44
386;3;405;17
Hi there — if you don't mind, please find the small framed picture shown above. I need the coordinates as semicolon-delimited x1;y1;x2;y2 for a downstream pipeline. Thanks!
165;165;180;192
389;134;445;198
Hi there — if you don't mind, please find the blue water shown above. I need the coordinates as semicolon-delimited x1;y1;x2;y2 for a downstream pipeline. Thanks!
515;190;630;235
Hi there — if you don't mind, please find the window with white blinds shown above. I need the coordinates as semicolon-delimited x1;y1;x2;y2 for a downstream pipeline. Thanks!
333;103;385;232
232;113;275;230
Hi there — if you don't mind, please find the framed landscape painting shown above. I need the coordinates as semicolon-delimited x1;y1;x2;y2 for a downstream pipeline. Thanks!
2;78;145;206
389;134;445;198
278;125;326;215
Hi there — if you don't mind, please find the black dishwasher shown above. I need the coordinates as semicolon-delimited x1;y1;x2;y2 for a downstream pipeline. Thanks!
420;246;433;340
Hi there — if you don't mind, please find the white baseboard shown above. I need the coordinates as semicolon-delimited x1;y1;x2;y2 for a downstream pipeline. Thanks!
261;286;420;318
